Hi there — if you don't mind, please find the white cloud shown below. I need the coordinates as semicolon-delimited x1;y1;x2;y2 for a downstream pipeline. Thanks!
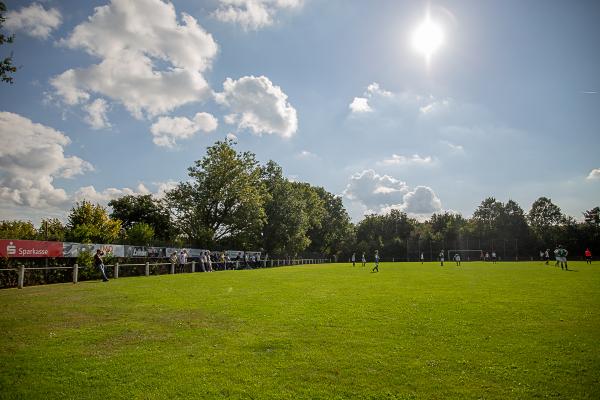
83;98;111;129
0;112;93;209
226;132;238;141
154;180;178;199
378;154;434;166
215;75;297;138
213;0;302;30
348;82;394;114
51;0;217;120
5;3;62;39
342;169;408;211
342;169;442;220
150;112;218;148
441;140;464;153
74;183;150;205
349;97;372;113
398;186;442;215
296;150;317;159
586;168;600;180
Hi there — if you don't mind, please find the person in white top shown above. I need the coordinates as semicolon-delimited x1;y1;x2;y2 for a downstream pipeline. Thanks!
351;253;356;267
420;252;424;264
178;250;188;273
200;252;207;272
361;252;366;267
206;251;213;272
454;253;461;266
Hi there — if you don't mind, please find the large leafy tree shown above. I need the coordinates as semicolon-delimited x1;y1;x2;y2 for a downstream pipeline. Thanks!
0;220;37;239
38;218;66;241
527;197;565;246
108;194;172;241
261;161;314;256
0;2;17;84
307;186;353;257
126;222;155;246
66;201;122;243
165;140;267;248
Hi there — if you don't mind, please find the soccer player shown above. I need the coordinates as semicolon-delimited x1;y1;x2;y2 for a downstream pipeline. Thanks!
554;246;560;267
454;253;461;266
439;250;445;266
544;249;550;265
351;252;356;267
539;250;544;261
420;252;424;264
484;252;490;262
491;251;497;264
556;245;568;270
361;252;366;267
372;250;379;272
585;248;592;264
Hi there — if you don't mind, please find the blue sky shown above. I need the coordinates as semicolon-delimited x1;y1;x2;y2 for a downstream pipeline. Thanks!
0;0;599;224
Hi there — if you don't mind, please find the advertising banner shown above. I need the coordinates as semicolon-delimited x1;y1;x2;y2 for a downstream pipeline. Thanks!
147;247;166;258
226;250;245;260
124;246;148;257
62;243;124;258
0;240;63;258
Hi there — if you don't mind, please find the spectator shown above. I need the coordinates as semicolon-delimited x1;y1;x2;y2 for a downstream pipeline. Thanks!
169;251;178;271
206;251;213;272
94;249;109;282
200;251;207;272
178;250;188;273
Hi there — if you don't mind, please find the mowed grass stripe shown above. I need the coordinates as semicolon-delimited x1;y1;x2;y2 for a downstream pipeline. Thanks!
0;262;599;399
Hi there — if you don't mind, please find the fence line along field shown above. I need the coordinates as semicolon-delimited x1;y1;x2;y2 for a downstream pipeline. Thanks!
0;261;598;399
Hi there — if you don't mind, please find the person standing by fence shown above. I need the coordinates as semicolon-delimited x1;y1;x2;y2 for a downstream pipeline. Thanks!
178;250;188;273
94;249;109;282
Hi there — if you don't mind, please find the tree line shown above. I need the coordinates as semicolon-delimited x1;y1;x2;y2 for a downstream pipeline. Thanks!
1;140;598;260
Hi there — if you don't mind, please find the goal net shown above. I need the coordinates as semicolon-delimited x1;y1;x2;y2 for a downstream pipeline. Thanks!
447;249;483;262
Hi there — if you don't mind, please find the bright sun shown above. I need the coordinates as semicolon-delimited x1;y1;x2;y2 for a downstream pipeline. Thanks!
411;13;444;63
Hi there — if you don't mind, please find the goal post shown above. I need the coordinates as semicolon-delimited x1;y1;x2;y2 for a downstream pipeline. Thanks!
447;249;483;262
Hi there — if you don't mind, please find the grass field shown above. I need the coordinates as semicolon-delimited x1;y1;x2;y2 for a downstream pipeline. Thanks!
0;261;599;399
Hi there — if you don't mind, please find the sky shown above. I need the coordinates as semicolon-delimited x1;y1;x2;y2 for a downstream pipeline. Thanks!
0;0;599;225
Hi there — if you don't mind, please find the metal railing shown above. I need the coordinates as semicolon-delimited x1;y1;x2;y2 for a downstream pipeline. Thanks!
2;258;330;289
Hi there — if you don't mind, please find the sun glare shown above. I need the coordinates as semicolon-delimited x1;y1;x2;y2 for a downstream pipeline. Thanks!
411;13;444;63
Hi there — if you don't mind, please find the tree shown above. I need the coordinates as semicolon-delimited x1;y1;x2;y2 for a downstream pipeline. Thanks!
528;197;564;246
126;222;155;245
0;220;37;239
66;200;122;243
583;206;599;226
307;186;353;257
38;218;66;241
261;161;315;256
109;194;172;241
165;140;267;248
0;2;17;84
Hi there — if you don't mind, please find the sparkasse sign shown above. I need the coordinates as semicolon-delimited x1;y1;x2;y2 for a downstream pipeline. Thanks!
0;240;63;258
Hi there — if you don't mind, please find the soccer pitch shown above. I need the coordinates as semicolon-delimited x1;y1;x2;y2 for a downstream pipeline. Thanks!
0;262;598;399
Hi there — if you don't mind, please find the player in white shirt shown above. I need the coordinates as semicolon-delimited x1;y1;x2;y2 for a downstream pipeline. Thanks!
454;253;461;266
351;253;356;267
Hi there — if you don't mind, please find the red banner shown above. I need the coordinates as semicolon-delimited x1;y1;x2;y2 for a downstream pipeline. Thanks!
0;240;64;258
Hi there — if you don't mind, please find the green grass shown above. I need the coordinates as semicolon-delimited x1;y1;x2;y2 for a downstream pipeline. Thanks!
1;261;599;399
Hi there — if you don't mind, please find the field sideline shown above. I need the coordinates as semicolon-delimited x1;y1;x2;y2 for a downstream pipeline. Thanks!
0;261;599;399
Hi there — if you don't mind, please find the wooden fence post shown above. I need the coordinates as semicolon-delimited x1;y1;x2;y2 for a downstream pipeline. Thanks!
191;261;196;273
72;263;78;284
145;262;150;277
170;262;175;274
114;262;119;279
18;265;25;289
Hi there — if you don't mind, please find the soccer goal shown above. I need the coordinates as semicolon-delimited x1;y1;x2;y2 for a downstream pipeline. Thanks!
447;249;483;262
